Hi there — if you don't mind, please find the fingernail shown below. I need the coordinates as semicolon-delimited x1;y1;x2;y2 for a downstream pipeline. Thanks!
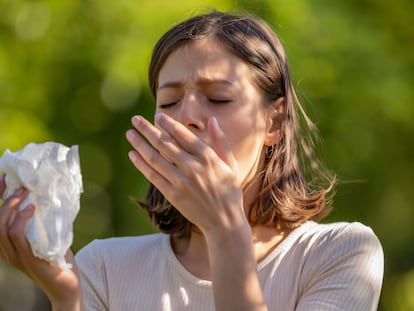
154;113;162;122
132;116;142;127
126;130;136;140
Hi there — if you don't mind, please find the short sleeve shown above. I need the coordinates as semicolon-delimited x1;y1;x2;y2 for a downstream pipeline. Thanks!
75;240;109;311
296;222;384;311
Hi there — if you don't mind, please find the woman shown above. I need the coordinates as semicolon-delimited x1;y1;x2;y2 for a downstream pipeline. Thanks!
0;11;383;310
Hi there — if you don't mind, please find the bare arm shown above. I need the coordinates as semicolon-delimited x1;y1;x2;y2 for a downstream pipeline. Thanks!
127;113;267;310
205;225;267;311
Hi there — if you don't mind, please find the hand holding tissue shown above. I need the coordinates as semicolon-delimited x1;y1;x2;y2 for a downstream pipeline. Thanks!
0;142;83;270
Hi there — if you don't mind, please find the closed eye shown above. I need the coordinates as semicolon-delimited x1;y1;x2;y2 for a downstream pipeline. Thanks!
159;102;177;109
208;99;232;104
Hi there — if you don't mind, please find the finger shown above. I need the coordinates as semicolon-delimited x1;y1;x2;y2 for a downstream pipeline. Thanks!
126;126;182;180
0;189;29;264
127;117;197;203
8;204;35;268
0;188;29;228
0;174;6;198
128;116;199;177
127;150;176;201
130;115;187;166
208;117;238;172
154;113;209;155
153;114;234;179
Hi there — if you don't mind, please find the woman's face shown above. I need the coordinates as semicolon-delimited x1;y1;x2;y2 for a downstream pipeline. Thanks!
156;38;274;188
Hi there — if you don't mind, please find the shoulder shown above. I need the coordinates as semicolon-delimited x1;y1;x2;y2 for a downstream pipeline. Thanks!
291;222;384;309
75;233;167;265
294;221;384;269
303;221;380;241
279;221;384;271
74;233;169;309
300;222;383;294
301;221;383;256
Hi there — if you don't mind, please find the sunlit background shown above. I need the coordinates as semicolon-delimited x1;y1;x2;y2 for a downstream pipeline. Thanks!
0;0;413;310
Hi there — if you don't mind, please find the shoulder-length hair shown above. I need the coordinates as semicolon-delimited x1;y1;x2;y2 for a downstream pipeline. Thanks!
138;11;335;238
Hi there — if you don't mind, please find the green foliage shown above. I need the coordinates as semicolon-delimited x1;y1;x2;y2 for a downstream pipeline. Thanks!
0;0;413;310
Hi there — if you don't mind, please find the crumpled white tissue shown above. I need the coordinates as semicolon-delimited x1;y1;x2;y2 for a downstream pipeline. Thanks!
0;142;83;270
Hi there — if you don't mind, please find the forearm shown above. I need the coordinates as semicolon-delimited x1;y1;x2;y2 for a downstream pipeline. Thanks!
205;224;267;311
47;257;85;311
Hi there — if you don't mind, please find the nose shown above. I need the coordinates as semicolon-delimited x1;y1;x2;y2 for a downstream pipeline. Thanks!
176;93;205;131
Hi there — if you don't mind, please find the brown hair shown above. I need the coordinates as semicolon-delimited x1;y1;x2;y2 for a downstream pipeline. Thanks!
139;11;335;238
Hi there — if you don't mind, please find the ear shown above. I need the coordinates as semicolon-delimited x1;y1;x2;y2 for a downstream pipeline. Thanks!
264;97;285;146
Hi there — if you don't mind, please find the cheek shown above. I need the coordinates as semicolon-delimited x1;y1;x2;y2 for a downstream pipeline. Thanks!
220;116;267;165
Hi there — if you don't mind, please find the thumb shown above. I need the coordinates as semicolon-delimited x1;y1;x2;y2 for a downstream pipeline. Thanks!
0;174;6;199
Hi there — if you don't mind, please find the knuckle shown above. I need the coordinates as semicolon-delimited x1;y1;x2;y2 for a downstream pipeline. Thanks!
156;131;172;148
168;190;179;203
199;149;215;167
1;197;19;212
153;134;164;148
8;225;19;241
146;152;158;166
173;176;188;192
8;218;25;242
171;123;182;136
146;169;158;182
190;161;204;175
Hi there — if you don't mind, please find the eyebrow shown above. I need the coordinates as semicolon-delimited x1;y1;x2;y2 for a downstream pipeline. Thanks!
157;78;234;90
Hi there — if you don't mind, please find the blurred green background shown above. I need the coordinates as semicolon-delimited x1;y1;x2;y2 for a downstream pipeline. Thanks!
0;0;413;310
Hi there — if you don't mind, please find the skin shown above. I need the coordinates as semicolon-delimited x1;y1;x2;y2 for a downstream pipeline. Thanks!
0;175;83;311
0;37;287;311
126;38;287;310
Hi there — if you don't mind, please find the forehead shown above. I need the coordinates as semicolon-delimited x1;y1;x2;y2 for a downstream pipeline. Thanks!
158;38;252;85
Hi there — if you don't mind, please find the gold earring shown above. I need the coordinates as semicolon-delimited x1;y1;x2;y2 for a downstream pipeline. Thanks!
266;145;275;159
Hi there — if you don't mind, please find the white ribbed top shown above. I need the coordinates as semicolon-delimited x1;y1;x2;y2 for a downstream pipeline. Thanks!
76;221;383;310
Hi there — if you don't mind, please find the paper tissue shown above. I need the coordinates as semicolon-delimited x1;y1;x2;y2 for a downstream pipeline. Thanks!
0;142;83;270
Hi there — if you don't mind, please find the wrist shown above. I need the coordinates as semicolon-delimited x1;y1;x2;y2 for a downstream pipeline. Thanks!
49;286;83;311
51;297;83;311
204;220;254;257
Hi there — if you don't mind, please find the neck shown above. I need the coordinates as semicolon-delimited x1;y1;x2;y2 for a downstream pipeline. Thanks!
171;231;210;279
171;225;289;280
